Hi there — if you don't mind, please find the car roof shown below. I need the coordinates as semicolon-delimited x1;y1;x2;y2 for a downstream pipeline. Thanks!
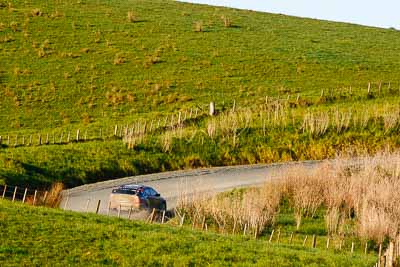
118;184;150;190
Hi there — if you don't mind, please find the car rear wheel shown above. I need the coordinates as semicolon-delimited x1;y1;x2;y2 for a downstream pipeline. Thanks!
160;202;167;211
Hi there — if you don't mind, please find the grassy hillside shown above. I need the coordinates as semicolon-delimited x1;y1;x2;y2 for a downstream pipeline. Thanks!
1;0;400;129
1;0;400;188
0;200;377;266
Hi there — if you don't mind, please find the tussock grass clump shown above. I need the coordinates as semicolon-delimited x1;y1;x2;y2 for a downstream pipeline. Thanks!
46;182;64;207
282;166;327;229
127;11;136;23
194;21;204;32
30;8;42;17
222;16;232;28
33;182;64;207
177;183;282;235
281;152;400;243
113;53;125;65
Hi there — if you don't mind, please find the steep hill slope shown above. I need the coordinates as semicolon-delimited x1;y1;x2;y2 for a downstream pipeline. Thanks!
1;0;400;130
1;0;400;188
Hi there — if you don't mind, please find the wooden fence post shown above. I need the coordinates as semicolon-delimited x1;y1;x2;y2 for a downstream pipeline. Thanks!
22;188;27;203
161;210;166;224
95;200;101;214
114;125;118;136
64;195;70;210
67;132;70;143
303;235;308;247
0;136;2;146
326;238;330;249
148;208;155;223
22;136;25;146
43;191;48;204
243;224;247;236
38;134;41;145
180;214;185;227
364;242;368;254
387;242;394;267
209;102;215;116
128;207;133;219
45;133;49;144
59;132;63;143
178;112;182;125
14;135;18;147
378;243;382;267
76;129;80;142
351;242;355;254
12;186;17;202
312;235;316;248
2;185;6;199
107;202;111;216
269;229;275;243
33;190;37;205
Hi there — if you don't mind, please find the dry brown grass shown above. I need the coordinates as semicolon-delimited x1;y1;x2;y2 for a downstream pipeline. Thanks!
113;53;125;65
282;165;327;229
46;182;64;207
194;21;204;32
280;152;400;242
177;183;282;235
221;16;232;28
127;11;136;23
33;182;64;207
30;8;42;17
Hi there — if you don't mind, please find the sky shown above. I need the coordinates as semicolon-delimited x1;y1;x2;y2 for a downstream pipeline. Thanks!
181;0;399;29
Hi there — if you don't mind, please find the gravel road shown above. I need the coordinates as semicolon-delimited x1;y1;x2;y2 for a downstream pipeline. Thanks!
61;160;320;215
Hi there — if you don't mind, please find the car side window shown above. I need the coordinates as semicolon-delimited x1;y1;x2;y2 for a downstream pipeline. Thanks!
143;188;152;197
149;188;158;196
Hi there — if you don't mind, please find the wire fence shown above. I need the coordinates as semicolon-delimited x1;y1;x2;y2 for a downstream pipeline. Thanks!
0;106;206;149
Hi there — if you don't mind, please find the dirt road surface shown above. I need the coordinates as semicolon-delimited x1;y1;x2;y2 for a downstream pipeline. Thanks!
61;160;321;215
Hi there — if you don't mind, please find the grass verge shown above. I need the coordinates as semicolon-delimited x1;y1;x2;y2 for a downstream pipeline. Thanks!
0;199;376;266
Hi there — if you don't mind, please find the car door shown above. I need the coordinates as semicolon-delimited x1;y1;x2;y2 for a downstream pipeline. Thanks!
148;188;161;209
144;188;156;209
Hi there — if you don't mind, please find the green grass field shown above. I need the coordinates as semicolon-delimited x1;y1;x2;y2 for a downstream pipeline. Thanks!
0;199;377;266
1;0;400;189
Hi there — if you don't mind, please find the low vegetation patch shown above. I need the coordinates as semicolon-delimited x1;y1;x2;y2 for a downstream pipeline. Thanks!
0;199;376;266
